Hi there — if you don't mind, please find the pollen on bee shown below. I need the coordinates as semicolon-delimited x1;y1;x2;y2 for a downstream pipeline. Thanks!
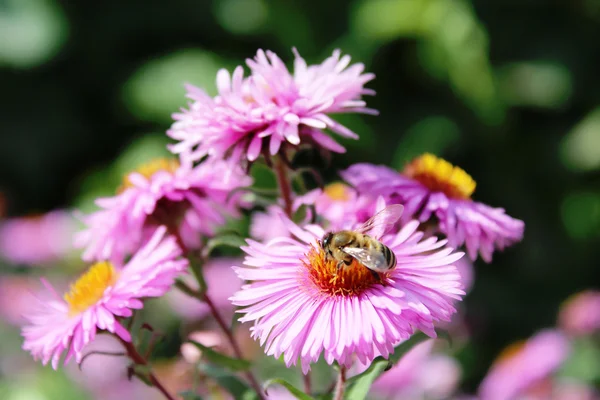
303;246;385;296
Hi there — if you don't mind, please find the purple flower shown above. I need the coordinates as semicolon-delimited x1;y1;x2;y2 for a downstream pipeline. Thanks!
168;48;376;164
76;157;251;262
558;290;600;337
478;329;570;400
21;227;188;369
341;154;525;262
230;208;464;373
0;210;76;266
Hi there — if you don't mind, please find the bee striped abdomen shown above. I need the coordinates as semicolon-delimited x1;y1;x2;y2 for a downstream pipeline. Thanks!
382;244;396;270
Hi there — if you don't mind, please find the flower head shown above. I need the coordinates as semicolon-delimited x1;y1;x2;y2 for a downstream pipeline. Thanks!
0;210;76;266
21;227;188;369
168;48;376;164
341;155;525;262
558;290;600;337
76;157;251;262
230;209;464;373
478;329;570;400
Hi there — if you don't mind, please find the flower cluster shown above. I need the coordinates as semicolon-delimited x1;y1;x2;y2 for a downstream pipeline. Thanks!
17;47;532;400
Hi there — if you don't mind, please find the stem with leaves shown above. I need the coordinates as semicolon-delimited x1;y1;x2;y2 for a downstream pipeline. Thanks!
117;336;176;400
169;225;266;400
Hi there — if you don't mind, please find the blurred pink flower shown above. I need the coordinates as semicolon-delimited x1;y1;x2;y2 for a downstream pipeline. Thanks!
558;290;600;337
0;210;76;266
166;257;243;321
0;276;48;326
551;379;600;400
250;205;292;242
168;48;376;164
231;208;464;373
295;182;378;229
351;339;461;400
22;227;187;369
181;330;224;364
249;183;377;242
76;157;251;262
342;156;524;262
478;329;570;400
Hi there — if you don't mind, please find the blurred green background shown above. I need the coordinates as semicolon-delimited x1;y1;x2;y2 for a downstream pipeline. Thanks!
1;0;600;397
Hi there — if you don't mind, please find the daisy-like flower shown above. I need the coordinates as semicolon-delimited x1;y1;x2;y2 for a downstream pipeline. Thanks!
168;48;376;164
76;157;251;262
0;209;76;266
21;226;188;369
478;329;570;400
558;290;600;337
341;153;525;262
230;206;464;373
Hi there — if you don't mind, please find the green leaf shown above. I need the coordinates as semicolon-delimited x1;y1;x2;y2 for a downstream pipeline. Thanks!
198;364;255;399
179;390;204;400
130;364;154;387
189;341;251;371
203;233;248;258
263;378;315;400
345;332;429;400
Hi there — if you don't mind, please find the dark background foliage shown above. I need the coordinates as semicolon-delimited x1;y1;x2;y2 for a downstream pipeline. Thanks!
1;0;599;393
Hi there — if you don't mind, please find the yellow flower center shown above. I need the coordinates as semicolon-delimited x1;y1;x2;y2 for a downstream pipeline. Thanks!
323;182;352;202
403;153;476;200
118;158;180;193
64;261;117;315
303;246;384;297
493;340;526;366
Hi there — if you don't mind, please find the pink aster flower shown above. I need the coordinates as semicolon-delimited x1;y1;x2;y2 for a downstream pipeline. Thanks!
76;157;251;262
230;207;464;373
168;48;376;164
0;209;76;266
341;154;525;262
558;290;600;337
478;329;570;400
21;226;188;369
350;339;461;400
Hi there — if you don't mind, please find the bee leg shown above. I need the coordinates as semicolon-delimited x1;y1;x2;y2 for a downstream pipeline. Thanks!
369;269;382;283
336;261;345;270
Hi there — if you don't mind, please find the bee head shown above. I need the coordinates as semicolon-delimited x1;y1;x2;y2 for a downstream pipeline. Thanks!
321;232;333;249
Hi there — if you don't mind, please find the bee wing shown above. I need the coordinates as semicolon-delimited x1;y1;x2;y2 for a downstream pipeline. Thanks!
354;204;404;239
341;247;388;272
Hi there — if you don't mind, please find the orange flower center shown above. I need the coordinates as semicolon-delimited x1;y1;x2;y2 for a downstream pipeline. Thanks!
403;153;476;200
493;340;526;366
118;158;180;193
303;246;384;296
64;261;117;315
323;182;352;202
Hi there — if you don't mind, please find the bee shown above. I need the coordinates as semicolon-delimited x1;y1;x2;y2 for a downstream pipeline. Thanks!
320;205;404;277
